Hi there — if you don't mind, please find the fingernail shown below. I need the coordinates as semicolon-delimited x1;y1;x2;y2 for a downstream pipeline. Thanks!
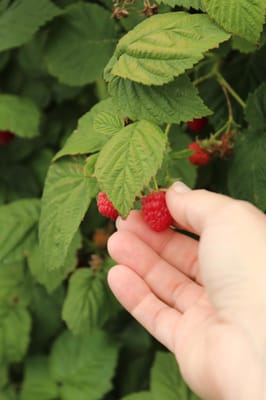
172;181;191;193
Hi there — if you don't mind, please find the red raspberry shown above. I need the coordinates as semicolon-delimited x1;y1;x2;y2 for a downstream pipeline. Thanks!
0;130;15;144
97;192;119;221
142;191;173;232
187;117;208;132
188;142;211;166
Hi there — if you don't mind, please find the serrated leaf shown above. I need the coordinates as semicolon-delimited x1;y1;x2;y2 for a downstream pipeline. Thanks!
228;131;266;211
53;98;115;161
151;352;188;400
245;83;266;130
108;12;230;85
20;357;59;400
0;304;31;363
231;36;257;54
109;74;211;124
157;0;203;9
39;158;97;271
95;120;166;216
0;0;62;52
62;268;117;335
202;0;265;43
0;94;40;138
50;330;119;400
28;230;81;293
45;3;117;86
121;392;152;400
94;112;124;136
0;199;40;264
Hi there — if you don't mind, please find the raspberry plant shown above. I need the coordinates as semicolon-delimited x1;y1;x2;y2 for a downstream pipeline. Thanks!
0;0;265;399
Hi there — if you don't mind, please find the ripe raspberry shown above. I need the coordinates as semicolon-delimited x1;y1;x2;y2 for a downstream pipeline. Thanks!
97;192;119;221
142;191;173;232
0;130;15;144
188;142;211;166
187;117;208;132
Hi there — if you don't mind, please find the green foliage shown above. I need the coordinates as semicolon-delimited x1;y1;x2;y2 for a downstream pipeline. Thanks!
107;12;230;85
0;1;265;399
95;120;166;216
0;94;40;138
39;158;97;271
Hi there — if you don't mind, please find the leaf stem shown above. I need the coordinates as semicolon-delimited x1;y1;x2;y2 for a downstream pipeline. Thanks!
164;123;171;136
216;72;246;109
193;71;215;86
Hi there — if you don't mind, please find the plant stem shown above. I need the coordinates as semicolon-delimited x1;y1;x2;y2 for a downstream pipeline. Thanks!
216;72;246;109
193;71;215;86
164;123;171;136
153;176;159;191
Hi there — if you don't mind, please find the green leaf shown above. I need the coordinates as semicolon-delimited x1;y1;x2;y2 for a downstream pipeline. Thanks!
39;158;97;271
95;120;166;216
0;94;40;138
62;268;117;335
28;230;81;292
121;392;152;400
50;330;119;400
0;304;31;363
245;83;266;130
109;74;211;124
108;12;230;85
151;352;188;400
45;3;117;86
157;0;203;9
0;199;40;264
228;131;266;211
202;0;265;43
94;112;124;136
0;387;17;400
20;357;59;400
0;260;33;306
0;0;62;52
53;98;115;161
231;36;257;54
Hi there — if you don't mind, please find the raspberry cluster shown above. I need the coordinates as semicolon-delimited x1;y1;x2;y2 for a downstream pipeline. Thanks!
188;142;211;166
97;190;173;232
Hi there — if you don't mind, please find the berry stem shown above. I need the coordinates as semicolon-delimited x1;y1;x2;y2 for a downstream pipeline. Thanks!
152;176;159;191
216;72;246;109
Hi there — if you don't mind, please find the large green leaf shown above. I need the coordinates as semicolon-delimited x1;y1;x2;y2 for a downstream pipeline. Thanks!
50;330;119;400
0;199;40;264
202;0;265;43
0;94;40;138
54;98;115;161
20;357;59;400
151;352;189;400
95;120;166;216
109;74;211;124
157;0;203;9
39;158;97;271
245;82;266;130
28;230;81;293
0;0;62;52
107;12;230;85
45;3;117;86
62;268;117;335
228;131;266;211
0;304;31;363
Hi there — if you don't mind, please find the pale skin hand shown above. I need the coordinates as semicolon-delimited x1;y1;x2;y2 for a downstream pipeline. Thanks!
107;182;266;400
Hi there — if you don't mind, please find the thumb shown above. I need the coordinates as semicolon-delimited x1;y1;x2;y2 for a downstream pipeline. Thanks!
166;182;233;235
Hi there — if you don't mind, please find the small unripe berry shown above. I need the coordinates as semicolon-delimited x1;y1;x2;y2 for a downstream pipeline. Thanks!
188;142;211;166
142;191;173;232
97;192;119;221
187;117;208;132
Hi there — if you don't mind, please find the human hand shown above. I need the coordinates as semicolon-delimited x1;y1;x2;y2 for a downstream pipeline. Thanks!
107;183;266;400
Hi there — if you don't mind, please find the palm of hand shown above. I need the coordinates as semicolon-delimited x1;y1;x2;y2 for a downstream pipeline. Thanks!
108;209;265;400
